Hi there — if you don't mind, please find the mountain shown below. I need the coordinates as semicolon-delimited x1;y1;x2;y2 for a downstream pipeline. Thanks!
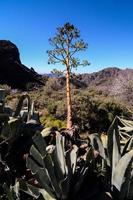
44;67;133;91
43;67;133;107
0;40;44;89
78;67;133;107
79;67;132;89
77;67;120;85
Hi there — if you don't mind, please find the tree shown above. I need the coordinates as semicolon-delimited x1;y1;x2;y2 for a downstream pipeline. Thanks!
47;22;89;129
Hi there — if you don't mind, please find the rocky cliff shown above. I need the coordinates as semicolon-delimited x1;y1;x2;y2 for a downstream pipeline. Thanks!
0;40;43;89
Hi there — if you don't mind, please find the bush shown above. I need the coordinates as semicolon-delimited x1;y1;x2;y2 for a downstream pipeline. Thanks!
40;112;66;130
73;91;131;132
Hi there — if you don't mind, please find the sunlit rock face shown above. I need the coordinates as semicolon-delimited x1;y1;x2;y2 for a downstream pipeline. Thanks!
0;40;43;89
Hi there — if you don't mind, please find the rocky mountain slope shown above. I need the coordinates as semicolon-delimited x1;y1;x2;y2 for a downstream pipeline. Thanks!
0;40;44;89
78;67;132;91
78;67;133;107
43;67;133;108
80;68;133;102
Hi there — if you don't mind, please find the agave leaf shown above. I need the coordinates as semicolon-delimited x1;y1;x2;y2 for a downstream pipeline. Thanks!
30;101;35;117
56;134;66;175
65;150;72;178
107;117;121;168
0;113;9;122
51;147;64;182
8;117;20;136
27;143;53;193
27;158;52;194
85;147;94;167
13;94;31;118
62;147;78;199
20;179;56;200
117;117;133;128
46;144;55;154
112;149;133;191
119;126;133;132
3;181;20;200
27;134;67;199
127;171;133;200
27;156;40;174
41;127;51;137
19;179;40;199
65;145;78;180
59;176;69;200
44;154;62;199
101;133;108;149
70;145;78;174
118;168;133;200
27;156;52;192
3;183;14;200
40;188;57;200
0;89;5;101
119;131;130;142
1;121;10;138
26;119;39;125
30;145;44;166
111;129;121;184
35;168;54;195
60;145;78;199
33;133;47;157
89;133;106;159
72;167;88;198
101;159;108;177
1;117;21;139
122;136;133;156
12;181;20;199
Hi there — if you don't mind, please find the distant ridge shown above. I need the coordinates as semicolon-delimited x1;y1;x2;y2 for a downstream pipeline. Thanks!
43;67;133;107
79;67;133;108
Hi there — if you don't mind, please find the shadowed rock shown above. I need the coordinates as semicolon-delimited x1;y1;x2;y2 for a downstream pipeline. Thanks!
0;40;44;89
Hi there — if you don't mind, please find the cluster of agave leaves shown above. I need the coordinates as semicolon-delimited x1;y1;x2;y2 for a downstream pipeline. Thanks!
90;116;133;200
0;90;133;200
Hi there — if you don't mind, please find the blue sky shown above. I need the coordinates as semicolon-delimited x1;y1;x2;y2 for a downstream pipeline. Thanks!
0;0;133;73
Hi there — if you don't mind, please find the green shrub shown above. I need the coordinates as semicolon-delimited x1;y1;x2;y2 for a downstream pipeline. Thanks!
40;112;66;130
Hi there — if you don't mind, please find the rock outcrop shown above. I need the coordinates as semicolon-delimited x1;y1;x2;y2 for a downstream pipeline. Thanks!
0;40;43;89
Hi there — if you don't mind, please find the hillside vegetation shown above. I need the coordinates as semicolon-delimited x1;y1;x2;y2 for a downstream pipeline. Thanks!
4;67;133;132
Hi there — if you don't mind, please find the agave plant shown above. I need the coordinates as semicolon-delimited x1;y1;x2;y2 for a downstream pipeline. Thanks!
107;116;133;200
0;93;41;140
0;93;43;199
19;133;90;200
89;116;133;200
